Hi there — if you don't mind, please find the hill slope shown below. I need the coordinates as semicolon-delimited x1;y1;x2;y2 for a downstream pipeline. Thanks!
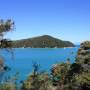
12;35;74;48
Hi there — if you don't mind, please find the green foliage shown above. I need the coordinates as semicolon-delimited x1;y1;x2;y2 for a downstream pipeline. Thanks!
0;19;14;33
0;19;14;49
0;72;19;90
50;61;71;90
12;35;74;48
21;63;52;90
0;19;15;90
64;41;90;90
0;83;16;90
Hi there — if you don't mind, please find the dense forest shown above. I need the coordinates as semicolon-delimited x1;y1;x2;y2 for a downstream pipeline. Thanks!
12;35;74;48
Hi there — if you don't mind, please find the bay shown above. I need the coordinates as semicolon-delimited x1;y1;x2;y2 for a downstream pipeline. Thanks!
1;47;78;82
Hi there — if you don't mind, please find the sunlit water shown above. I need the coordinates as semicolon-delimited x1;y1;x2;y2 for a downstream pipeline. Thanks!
1;47;78;82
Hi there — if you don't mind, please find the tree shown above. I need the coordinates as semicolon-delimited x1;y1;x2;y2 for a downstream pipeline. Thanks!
51;61;71;90
21;62;52;90
0;19;14;82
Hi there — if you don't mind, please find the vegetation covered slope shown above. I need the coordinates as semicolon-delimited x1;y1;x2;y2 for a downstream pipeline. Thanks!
12;35;74;48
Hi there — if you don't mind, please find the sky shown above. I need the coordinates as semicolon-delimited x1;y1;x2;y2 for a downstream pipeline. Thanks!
0;0;90;44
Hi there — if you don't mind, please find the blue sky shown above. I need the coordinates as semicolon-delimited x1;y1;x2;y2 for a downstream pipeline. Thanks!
0;0;90;44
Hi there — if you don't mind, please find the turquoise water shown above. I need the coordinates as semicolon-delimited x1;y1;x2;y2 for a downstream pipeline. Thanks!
2;47;78;82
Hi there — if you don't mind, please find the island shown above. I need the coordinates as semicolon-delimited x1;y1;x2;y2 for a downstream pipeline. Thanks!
12;35;74;48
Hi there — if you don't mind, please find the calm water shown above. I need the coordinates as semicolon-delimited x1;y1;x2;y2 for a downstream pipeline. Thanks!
1;47;78;82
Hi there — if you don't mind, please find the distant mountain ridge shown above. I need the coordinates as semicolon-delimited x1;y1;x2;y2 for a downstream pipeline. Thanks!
12;35;74;48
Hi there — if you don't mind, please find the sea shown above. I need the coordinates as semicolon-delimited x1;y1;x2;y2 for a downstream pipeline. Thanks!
0;47;79;82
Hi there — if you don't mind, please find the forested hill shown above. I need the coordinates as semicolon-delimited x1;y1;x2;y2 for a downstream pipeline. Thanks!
12;35;74;48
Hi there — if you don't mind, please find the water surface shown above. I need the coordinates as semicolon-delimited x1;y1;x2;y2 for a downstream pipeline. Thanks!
1;47;78;81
